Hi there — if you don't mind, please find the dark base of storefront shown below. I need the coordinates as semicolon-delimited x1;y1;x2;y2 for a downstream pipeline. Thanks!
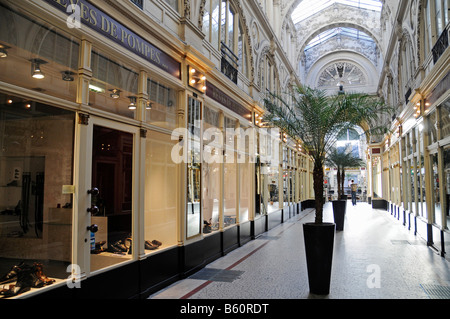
386;202;449;263
31;202;305;299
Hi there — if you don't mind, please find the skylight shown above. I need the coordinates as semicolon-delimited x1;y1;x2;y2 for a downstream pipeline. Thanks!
305;27;374;50
292;0;383;24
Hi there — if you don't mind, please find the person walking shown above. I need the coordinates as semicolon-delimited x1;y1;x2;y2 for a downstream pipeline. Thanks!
351;180;358;206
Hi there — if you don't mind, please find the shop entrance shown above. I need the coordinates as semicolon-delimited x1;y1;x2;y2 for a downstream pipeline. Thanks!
89;123;135;272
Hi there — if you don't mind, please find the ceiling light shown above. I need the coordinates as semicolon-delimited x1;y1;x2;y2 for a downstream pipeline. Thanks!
62;71;75;81
109;89;121;99
30;59;47;79
128;96;137;110
0;48;7;58
0;44;10;58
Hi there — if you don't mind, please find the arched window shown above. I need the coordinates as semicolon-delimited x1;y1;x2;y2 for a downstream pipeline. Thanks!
422;0;450;57
202;0;249;78
423;0;433;54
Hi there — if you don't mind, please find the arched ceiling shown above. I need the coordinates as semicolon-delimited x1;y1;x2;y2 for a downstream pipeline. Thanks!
280;0;384;93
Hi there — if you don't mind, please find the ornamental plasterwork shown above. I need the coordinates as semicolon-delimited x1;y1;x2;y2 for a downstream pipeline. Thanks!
317;61;367;88
295;3;382;54
303;34;379;73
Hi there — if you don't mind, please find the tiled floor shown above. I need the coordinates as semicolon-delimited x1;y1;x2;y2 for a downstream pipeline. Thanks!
150;202;450;299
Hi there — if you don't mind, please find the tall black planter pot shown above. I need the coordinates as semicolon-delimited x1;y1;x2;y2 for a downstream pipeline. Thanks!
332;200;346;231
303;222;335;295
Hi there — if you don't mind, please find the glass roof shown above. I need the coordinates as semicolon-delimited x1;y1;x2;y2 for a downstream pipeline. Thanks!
292;0;383;24
305;27;374;50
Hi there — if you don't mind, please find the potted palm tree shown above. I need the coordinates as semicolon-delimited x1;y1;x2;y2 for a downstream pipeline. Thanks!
263;85;391;295
326;148;365;231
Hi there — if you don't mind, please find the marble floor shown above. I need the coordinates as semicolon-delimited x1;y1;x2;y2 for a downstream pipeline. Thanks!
150;202;450;300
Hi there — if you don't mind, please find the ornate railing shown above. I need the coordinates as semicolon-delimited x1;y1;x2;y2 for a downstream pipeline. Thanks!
221;41;239;84
432;26;449;64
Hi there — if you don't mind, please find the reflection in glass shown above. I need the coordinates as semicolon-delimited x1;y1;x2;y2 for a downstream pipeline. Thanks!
90;51;138;119
224;117;237;227
431;153;441;226
0;94;75;291
144;130;178;253
0;5;79;102
146;79;177;130
202;106;220;233
187;97;201;238
372;157;382;199
444;146;450;229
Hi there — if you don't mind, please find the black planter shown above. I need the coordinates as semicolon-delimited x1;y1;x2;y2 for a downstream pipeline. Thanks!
332;200;346;231
303;222;335;295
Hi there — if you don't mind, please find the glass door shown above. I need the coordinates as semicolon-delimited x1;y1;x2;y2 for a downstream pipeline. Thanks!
89;119;138;272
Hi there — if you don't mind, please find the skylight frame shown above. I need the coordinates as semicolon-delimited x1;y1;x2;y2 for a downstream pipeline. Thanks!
304;27;375;51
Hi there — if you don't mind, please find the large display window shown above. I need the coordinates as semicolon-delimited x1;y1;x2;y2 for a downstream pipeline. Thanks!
0;4;79;103
144;130;178;253
186;96;202;238
224;116;237;228
202;106;221;234
238;122;251;223
0;92;75;298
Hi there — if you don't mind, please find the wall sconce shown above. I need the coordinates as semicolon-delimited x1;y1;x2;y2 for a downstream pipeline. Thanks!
188;66;206;93
62;71;75;82
30;58;47;79
128;96;137;110
109;89;121;99
414;102;421;118
146;101;153;110
0;44;10;58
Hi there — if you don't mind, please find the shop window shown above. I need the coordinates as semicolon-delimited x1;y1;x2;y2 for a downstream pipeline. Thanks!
372;157;382;199
427;110;437;144
144;130;178;253
0;92;75;298
0;4;79;102
262;133;280;213
187;96;202;238
420;154;427;218
410;158;416;214
444;146;450;229
431;153;442;226
90;51;138;119
224;116;237;227
239;153;251;223
146;78;177;130
202;106;221;234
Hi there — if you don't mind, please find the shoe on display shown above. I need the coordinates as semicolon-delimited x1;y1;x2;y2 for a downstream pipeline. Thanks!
151;240;162;247
145;240;158;250
0;262;25;285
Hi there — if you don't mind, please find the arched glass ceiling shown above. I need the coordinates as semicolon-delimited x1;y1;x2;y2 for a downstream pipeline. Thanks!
292;0;383;24
305;27;374;50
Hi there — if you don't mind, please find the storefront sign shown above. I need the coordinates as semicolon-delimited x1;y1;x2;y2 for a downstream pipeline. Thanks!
206;82;251;120
42;0;181;79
